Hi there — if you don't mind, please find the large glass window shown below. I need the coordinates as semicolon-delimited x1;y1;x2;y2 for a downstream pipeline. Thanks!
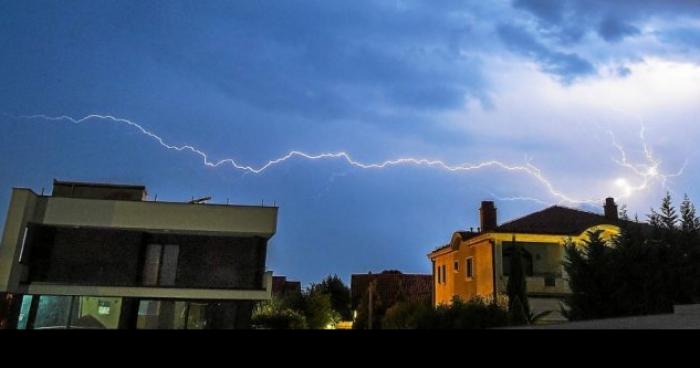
24;295;121;329
137;300;161;329
16;295;33;329
185;303;207;329
33;295;72;329
70;296;121;329
136;300;208;329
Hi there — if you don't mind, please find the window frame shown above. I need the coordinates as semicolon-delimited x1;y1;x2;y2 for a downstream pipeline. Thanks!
465;257;474;281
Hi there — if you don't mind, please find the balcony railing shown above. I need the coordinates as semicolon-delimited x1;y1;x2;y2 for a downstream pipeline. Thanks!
501;274;570;295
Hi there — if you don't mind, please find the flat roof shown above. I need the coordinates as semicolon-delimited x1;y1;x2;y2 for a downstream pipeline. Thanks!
53;179;146;190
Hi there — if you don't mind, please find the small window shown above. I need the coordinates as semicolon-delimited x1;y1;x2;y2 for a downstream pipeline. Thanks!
442;265;447;283
466;258;474;280
142;244;162;286
437;265;442;284
454;261;459;272
544;275;556;287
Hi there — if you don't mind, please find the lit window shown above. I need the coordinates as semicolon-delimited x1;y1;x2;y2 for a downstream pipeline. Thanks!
97;300;111;315
466;258;474;280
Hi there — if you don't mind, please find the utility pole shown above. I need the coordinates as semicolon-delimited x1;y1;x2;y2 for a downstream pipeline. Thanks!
368;279;375;330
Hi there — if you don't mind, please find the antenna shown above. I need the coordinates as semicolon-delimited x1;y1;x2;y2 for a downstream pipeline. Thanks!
188;196;212;204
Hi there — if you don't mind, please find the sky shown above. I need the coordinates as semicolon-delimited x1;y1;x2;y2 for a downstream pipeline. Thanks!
1;0;700;285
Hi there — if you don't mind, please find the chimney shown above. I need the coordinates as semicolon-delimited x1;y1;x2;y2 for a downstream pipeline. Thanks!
479;201;497;232
604;197;618;221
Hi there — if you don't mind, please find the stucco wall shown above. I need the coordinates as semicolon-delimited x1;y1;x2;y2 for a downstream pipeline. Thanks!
433;238;494;305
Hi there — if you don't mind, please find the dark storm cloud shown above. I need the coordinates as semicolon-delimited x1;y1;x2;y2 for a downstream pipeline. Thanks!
598;17;640;43
497;24;595;82
118;1;492;121
513;0;700;44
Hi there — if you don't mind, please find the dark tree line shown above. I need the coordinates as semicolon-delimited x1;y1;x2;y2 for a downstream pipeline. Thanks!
563;193;700;320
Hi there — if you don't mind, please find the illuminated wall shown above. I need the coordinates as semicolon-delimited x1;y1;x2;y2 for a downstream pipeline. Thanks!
430;225;622;307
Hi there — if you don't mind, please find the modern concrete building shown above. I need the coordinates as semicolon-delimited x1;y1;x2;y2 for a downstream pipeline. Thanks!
0;180;278;329
427;198;642;323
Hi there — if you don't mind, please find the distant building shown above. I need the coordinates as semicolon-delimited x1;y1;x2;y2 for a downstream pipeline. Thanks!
0;179;278;329
351;270;433;317
272;276;302;300
427;198;642;323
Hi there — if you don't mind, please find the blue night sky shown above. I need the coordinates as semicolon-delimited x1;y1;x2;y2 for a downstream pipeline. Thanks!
1;1;700;285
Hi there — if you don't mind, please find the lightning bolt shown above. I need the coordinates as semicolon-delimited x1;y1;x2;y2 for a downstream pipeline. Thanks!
5;113;679;205
606;117;688;199
486;192;550;205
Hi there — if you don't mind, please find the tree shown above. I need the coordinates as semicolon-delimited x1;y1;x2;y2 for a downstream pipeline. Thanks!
680;194;700;301
352;282;384;329
506;237;530;325
607;220;668;316
680;194;700;234
315;275;352;320
562;230;616;320
659;192;679;231
563;195;700;321
303;285;340;329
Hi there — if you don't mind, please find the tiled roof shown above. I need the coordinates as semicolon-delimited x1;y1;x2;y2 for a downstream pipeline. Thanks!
350;271;432;309
457;231;480;241
431;230;480;253
495;205;629;235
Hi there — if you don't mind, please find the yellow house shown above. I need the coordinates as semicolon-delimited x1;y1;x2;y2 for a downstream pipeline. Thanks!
427;198;627;323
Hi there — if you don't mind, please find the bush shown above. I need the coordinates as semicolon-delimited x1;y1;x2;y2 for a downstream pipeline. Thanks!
381;301;434;329
380;297;509;329
251;300;307;329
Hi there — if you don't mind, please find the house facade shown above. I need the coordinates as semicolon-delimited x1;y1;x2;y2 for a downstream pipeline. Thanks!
428;198;628;323
0;180;278;329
